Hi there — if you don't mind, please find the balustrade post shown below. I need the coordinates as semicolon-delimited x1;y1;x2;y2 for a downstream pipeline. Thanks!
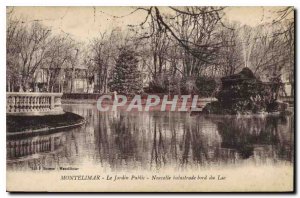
50;96;55;110
11;96;15;112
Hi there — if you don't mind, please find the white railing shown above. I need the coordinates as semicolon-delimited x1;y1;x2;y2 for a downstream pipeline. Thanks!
6;92;64;116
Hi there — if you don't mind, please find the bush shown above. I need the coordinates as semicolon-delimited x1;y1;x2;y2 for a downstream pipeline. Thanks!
202;68;285;115
148;75;217;96
147;73;181;94
180;77;196;95
147;74;168;93
195;76;217;97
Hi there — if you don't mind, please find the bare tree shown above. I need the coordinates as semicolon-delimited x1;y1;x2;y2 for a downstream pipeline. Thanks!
44;35;77;92
213;22;243;76
246;23;292;80
6;9;26;91
16;22;51;91
87;30;122;93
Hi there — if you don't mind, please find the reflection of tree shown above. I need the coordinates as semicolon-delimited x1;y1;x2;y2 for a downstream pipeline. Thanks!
181;125;191;167
150;121;167;170
96;112;140;171
113;114;137;159
213;115;292;161
94;111;110;165
93;111;150;171
180;118;221;168
170;120;178;161
191;121;209;164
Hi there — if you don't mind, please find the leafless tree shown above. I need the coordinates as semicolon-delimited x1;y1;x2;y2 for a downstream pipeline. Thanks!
44;35;78;92
87;30;122;93
12;21;51;91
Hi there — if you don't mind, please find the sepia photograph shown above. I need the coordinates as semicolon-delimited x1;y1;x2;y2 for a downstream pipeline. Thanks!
6;5;294;192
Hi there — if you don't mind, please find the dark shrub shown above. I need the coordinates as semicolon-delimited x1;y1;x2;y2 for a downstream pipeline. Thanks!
195;76;217;97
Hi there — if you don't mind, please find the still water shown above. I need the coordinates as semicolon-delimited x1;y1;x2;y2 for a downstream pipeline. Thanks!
7;104;294;172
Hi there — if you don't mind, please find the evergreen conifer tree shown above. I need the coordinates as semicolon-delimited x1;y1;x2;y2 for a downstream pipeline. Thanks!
110;48;143;96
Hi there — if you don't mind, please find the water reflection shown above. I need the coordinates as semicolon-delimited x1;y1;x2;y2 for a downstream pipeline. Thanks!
7;104;294;172
212;115;294;163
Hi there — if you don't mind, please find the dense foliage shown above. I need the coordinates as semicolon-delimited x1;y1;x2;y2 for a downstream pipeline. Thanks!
110;48;143;96
203;68;287;114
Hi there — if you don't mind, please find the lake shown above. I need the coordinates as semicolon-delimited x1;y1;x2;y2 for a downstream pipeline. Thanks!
7;104;294;172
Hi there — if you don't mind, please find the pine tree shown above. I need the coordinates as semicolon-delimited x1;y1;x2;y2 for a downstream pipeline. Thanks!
110;48;143;96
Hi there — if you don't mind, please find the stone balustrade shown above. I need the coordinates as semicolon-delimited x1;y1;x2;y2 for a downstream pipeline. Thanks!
6;92;64;116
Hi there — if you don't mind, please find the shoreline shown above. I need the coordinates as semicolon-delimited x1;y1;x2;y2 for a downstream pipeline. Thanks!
7;112;85;136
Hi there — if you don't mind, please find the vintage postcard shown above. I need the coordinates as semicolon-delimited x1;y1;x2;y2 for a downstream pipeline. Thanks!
6;6;294;192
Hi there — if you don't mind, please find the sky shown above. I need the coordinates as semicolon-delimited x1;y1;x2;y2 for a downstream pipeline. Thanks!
8;6;293;43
